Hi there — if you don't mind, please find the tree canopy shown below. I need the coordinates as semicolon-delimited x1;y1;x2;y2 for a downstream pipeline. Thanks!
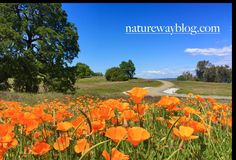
0;3;80;92
119;60;135;79
105;60;136;81
76;63;94;78
105;67;129;81
177;60;231;83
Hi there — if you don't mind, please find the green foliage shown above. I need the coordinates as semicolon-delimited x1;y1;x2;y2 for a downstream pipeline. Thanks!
215;65;232;83
0;3;80;92
104;60;136;82
92;72;103;77
196;60;232;83
76;63;94;78
105;67;129;81
179;60;232;83
203;66;217;82
119;60;136;79
177;71;194;81
196;60;210;81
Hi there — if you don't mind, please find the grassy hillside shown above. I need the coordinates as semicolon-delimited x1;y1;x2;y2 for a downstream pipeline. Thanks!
171;80;232;96
0;77;162;104
75;76;162;97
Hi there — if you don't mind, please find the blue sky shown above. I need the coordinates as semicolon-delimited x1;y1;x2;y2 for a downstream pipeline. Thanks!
62;3;232;79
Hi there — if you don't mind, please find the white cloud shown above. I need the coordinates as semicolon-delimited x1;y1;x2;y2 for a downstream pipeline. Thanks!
136;68;195;79
145;70;167;75
185;45;232;56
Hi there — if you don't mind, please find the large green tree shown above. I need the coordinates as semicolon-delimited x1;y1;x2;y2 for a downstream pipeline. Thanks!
76;63;94;78
0;3;80;92
119;60;135;79
195;60;211;81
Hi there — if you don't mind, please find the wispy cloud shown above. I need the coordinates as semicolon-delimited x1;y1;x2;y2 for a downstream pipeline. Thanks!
136;68;195;79
185;45;232;56
144;70;167;75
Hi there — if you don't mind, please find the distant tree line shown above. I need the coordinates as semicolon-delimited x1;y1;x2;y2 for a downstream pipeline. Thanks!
75;63;103;78
105;60;136;81
177;60;232;83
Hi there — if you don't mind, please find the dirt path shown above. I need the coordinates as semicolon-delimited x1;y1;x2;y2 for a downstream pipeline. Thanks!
124;80;232;100
147;80;174;96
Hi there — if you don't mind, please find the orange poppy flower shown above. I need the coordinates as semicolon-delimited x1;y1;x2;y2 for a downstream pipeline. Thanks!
53;135;70;151
5;138;18;149
74;139;89;154
127;127;150;146
102;99;124;111
91;120;105;132
0;124;18;159
56;122;73;131
173;126;198;141
195;95;204;102
41;113;53;122
98;106;115;121
156;96;180;110
127;87;148;104
105;126;127;143
187;120;207;134
207;97;216;104
0;124;14;143
102;149;110;160
121;103;130;112
24;120;39;135
31;141;51;156
71;117;84;128
221;118;232;127
133;104;148;115
74;123;88;137
183;107;201;117
123;110;136;121
102;148;129;160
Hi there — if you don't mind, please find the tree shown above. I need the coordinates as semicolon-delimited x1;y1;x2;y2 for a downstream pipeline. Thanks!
119;60;135;79
196;60;211;81
0;3;79;92
215;65;232;83
76;63;94;78
203;66;217;82
105;67;129;81
92;72;103;77
177;71;194;81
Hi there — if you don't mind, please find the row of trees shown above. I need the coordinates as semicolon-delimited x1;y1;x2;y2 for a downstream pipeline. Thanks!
177;60;232;83
0;3;80;93
75;63;103;78
105;60;136;81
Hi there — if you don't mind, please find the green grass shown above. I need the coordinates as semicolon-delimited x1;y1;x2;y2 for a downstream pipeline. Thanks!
0;77;162;105
171;80;232;96
75;77;162;98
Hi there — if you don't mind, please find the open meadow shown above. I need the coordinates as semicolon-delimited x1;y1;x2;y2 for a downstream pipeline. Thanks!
0;87;232;159
171;80;232;96
0;77;162;105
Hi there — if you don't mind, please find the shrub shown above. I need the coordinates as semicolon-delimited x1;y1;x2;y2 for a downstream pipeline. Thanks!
105;67;129;81
177;72;194;81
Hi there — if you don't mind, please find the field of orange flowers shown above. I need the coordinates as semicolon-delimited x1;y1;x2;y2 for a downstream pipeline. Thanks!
0;87;232;160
